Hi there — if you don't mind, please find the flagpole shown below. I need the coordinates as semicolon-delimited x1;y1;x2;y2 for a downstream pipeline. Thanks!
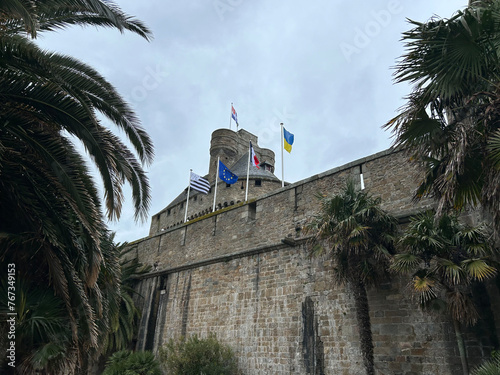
184;169;192;222
245;142;250;201
280;122;284;187
229;102;232;130
213;157;220;212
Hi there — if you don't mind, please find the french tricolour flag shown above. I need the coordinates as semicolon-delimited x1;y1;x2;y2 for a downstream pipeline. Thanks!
250;141;259;169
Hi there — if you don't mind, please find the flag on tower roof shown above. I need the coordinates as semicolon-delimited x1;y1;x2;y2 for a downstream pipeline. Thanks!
231;105;238;125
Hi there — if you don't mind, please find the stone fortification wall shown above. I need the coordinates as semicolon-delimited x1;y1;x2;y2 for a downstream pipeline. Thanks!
135;243;489;374
149;176;282;236
130;148;499;374
133;148;433;270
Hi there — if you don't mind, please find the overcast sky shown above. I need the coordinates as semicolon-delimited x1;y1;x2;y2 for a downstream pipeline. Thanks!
37;0;467;243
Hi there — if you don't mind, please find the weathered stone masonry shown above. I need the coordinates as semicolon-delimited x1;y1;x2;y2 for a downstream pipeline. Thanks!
129;131;500;375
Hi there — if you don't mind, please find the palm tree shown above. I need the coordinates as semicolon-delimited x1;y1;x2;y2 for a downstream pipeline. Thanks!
307;179;398;375
103;244;151;355
0;278;72;374
0;229;125;375
1;1;154;222
84;238;151;375
384;1;500;231
0;1;153;373
471;352;500;375
391;210;499;375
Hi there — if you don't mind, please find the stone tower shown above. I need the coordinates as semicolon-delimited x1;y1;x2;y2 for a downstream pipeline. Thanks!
149;128;281;235
208;128;275;178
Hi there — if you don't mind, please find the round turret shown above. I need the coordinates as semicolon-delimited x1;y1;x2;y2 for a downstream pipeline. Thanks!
258;148;275;170
209;129;239;179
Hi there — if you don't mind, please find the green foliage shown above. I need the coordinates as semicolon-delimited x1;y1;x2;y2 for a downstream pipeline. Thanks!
160;334;240;375
306;179;398;286
472;352;500;375
0;278;72;374
103;245;151;355
384;0;500;231
391;210;498;326
0;1;153;373
306;179;398;375
102;350;161;375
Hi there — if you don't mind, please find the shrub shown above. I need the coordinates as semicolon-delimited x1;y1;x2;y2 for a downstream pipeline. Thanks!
102;350;161;375
160;334;239;375
472;352;500;375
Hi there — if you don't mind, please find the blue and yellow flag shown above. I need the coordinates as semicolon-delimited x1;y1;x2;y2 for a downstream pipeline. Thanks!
283;127;294;153
219;160;238;184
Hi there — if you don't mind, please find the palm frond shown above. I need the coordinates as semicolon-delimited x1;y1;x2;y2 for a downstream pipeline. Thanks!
436;258;467;285
1;0;153;40
462;259;497;280
307;179;397;286
447;289;479;325
390;253;422;273
471;353;500;375
412;275;438;305
487;128;500;167
0;2;153;371
384;0;500;228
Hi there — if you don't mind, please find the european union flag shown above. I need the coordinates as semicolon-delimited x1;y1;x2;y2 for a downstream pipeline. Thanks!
219;161;238;184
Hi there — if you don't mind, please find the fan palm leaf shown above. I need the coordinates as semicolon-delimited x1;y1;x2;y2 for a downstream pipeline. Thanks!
393;210;498;323
384;1;500;230
413;275;439;304
462;258;498;280
471;353;500;375
392;209;498;375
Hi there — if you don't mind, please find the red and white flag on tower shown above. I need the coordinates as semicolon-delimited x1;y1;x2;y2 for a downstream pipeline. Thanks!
250;141;259;169
231;105;238;126
245;141;260;201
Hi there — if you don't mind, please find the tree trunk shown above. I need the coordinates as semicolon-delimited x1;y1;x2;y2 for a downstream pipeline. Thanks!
452;318;469;375
350;279;375;375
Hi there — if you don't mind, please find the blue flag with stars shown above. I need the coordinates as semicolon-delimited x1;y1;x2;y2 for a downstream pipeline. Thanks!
219;160;238;184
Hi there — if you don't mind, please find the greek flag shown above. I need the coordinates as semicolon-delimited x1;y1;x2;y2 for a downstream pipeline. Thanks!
190;172;210;194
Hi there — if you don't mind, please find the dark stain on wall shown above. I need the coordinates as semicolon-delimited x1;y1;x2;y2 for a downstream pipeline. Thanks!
302;296;325;375
181;272;192;338
144;277;160;351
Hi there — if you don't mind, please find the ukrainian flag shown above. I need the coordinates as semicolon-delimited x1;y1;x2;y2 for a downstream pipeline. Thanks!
283;127;294;153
